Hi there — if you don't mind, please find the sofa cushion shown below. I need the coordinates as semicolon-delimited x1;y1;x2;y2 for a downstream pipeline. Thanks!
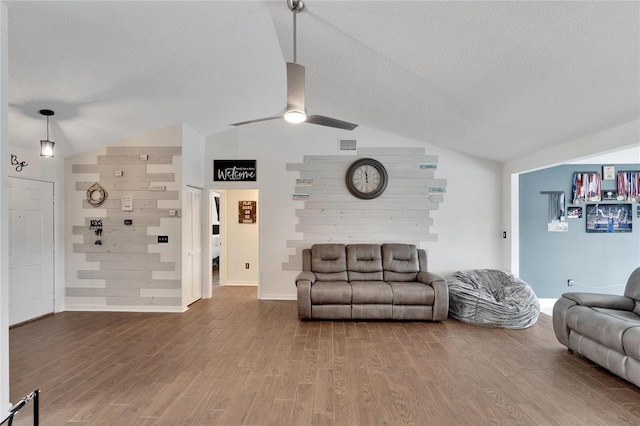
311;244;348;281
347;244;383;281
351;281;393;304
389;282;435;305
310;281;351;305
592;307;640;323
566;305;636;353
382;244;419;281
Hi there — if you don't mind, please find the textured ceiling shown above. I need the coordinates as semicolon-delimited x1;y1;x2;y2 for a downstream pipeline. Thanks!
6;1;639;162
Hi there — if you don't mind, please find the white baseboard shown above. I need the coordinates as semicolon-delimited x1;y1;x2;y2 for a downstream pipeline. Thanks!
259;293;297;300
538;298;557;316
64;305;187;313
223;281;258;287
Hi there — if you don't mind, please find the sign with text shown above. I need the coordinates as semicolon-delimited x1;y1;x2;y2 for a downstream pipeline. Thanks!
214;160;257;181
238;201;257;224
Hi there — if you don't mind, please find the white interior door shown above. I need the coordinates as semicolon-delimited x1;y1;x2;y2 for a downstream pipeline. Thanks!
185;186;203;305
8;177;54;326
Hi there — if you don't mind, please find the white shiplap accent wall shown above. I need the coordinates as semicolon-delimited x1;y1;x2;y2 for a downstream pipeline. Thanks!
283;147;446;270
69;145;182;310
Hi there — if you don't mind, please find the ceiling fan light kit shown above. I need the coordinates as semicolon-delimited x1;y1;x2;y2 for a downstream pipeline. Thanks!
231;0;357;131
284;111;306;124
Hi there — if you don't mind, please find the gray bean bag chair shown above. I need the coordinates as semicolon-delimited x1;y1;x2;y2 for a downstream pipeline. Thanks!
447;269;540;329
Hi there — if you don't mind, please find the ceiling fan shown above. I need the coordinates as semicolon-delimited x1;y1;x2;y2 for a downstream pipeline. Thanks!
231;0;358;131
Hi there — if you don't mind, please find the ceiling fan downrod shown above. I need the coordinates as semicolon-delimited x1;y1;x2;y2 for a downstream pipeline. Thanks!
288;0;304;63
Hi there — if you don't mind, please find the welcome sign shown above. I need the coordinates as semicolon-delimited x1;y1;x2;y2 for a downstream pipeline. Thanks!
213;160;257;182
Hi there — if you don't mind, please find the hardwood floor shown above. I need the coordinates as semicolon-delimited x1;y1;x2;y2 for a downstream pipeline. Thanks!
9;286;640;425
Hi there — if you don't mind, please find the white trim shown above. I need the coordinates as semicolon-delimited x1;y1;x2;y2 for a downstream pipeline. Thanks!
64;305;187;313
259;293;297;300
538;298;557;317
224;281;258;287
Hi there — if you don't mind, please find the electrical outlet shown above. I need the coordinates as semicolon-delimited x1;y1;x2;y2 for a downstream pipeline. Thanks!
245;263;250;269
567;279;573;286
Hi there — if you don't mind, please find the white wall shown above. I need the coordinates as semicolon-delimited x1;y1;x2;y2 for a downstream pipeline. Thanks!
1;2;9;413
181;123;204;188
181;124;205;307
205;120;503;299
224;189;259;286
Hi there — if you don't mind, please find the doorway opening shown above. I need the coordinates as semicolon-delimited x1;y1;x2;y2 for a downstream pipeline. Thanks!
211;191;221;288
207;188;259;297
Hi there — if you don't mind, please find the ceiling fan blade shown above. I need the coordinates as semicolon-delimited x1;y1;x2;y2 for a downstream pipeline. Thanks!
287;62;305;114
306;115;358;131
231;115;282;127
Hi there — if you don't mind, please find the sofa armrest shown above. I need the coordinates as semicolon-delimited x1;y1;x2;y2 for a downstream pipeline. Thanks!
561;292;635;311
296;280;312;319
431;280;449;321
417;271;448;321
417;271;445;286
296;271;316;286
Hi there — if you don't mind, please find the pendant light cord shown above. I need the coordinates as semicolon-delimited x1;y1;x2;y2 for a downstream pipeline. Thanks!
46;116;50;140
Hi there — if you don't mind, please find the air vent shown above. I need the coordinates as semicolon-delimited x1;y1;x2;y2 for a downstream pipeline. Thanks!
339;139;357;151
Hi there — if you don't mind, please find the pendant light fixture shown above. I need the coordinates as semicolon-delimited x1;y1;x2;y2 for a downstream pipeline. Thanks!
39;109;55;158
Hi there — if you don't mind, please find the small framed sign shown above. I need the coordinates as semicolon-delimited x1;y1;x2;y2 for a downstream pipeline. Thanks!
214;160;256;182
602;165;615;180
238;201;257;224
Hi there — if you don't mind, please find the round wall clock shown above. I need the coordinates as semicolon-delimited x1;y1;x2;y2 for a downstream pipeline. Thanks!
345;158;388;199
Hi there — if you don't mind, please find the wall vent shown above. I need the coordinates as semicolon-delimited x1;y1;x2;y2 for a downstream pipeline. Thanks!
339;139;357;152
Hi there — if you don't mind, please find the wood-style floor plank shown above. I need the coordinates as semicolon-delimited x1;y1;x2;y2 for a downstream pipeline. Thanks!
9;286;640;425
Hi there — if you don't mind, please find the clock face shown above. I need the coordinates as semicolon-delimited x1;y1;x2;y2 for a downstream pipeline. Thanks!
346;158;388;199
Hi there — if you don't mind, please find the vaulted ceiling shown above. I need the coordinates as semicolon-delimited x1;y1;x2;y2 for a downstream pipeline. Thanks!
5;1;639;161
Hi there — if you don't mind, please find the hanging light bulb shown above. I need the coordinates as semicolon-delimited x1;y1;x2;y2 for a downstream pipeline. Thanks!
39;109;55;158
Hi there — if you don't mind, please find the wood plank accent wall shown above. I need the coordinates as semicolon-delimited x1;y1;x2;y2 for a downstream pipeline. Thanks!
70;146;182;308
283;147;446;271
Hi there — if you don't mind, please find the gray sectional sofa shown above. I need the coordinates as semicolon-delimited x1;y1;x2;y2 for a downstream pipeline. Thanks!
553;267;640;387
295;243;448;321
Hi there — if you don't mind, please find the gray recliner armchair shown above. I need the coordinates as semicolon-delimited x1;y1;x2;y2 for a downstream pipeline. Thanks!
553;267;640;387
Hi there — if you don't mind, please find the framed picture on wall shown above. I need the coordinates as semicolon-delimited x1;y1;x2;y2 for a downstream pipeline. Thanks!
602;165;615;180
585;203;632;233
567;206;582;219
